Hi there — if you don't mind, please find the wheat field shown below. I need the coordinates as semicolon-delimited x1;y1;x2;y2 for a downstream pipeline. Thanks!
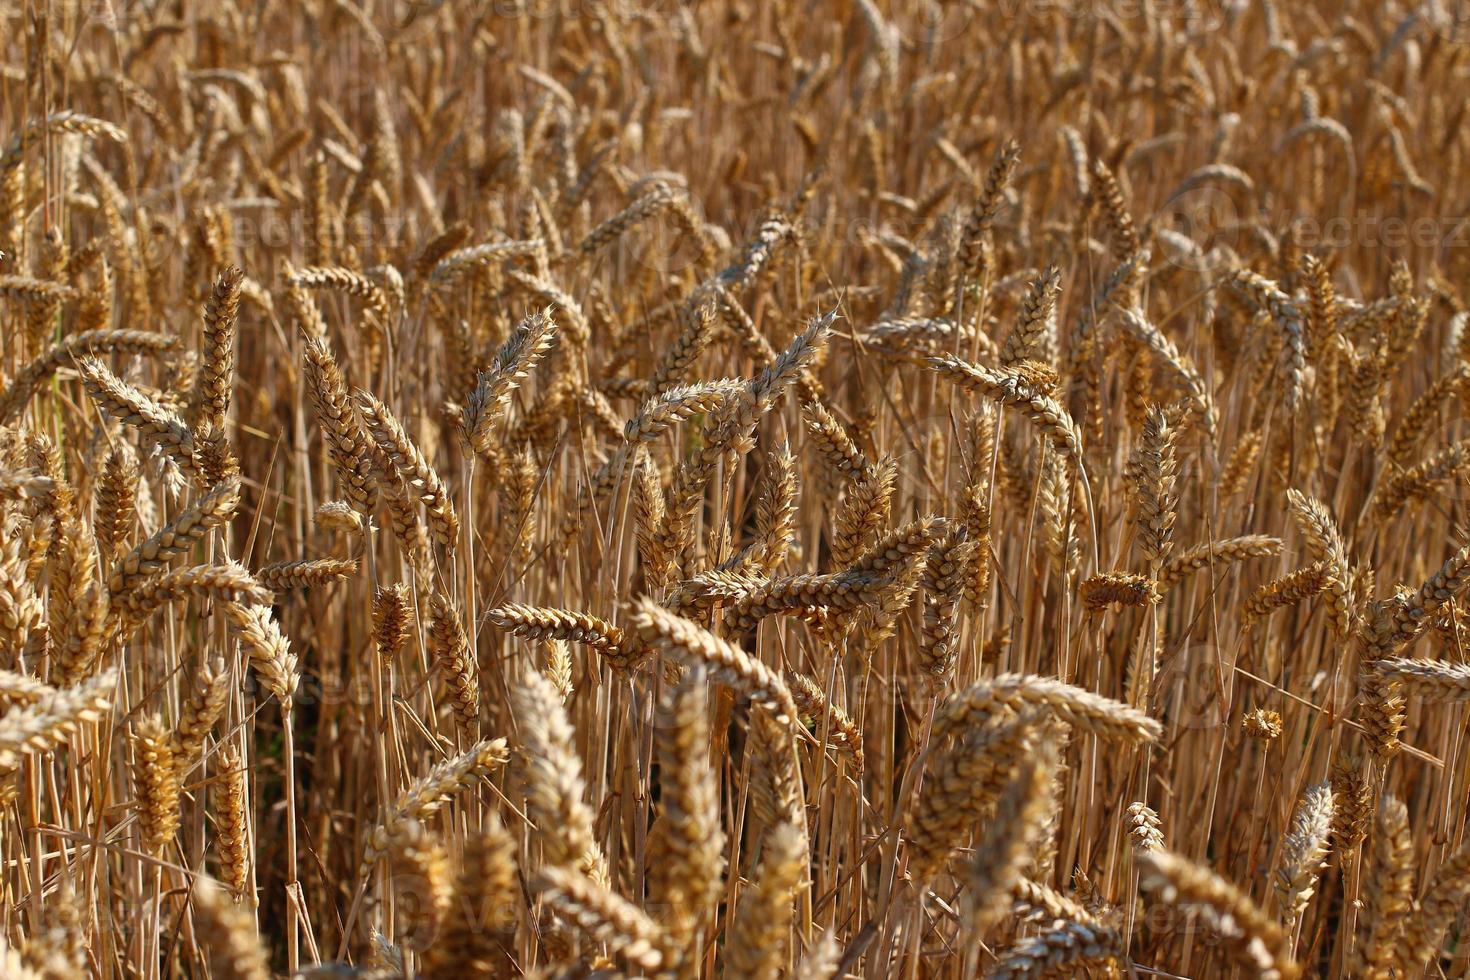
0;0;1468;976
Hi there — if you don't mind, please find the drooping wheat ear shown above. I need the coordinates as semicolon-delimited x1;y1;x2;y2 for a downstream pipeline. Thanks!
531;865;664;972
1242;563;1328;627
420;817;518;976
0;668;115;783
372;584;412;666
787;670;864;773
1356;796;1416;977
464;308;558;456
77;356;202;486
721;570;890;634
0;329;178;423
1284;489;1355;638
287;265;388;319
94;443;138;562
1138;849;1300;979
131;714;181;855
487;602;647;671
933;673;1161;747
802;398;872;485
510;670;609;886
964;740;1058;937
427;592;479;738
1127;802;1165;854
1376;438;1470;522
358;390;459;550
831;456;895;568
301;334;379;516
904;713;1036;881
360;739;510;874
930;354;1084;460
1358;666;1407;758
1157;535;1281;591
190;877;272;980
174;659;230;764
626;380;744;447
1385;361;1470;466
222;602;299;709
387;819;452;950
109;475;241;596
253;557;358;591
213;744;250;902
988;919;1123;979
632;598;799;723
1079;571;1159;612
1373;657;1470;701
1274;783;1335;931
725;819;807;980
119;561;272;624
197;265;243;435
427;239;546;289
505;272;592;347
1395;842;1470;972
649;667;725;969
1228;269;1308;413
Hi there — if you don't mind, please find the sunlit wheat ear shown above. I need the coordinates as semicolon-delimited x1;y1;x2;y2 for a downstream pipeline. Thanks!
222;602;299;709
631;597;799;724
1284;489;1355;638
932;673;1161;746
213;745;251;903
300;334;379;516
360;738;509;875
357;390;459;550
487;602;648;672
510;670;608;885
1274;783;1335;932
1137;849;1300;979
0;669;115;798
173;659;230;765
425;592;479;738
531;865;664;973
77;356;201;487
130;714;181;856
254;556;358;591
109;475;241;596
